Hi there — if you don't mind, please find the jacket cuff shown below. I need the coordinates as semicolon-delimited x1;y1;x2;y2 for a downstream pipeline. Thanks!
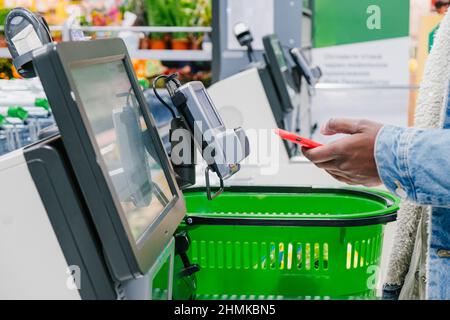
374;125;418;201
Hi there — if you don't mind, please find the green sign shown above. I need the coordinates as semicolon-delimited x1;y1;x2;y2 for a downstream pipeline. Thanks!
429;24;440;53
314;0;410;48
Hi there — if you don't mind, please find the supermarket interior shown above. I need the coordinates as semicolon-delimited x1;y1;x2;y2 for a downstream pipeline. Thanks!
0;0;449;301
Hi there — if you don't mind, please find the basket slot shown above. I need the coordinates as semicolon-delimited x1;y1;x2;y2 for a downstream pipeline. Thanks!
372;236;378;264
208;241;215;268
374;235;381;263
366;239;372;266
191;240;199;265
287;243;293;270
261;242;267;270
314;243;320;270
270;242;276;270
305;243;311;271
200;241;207;268
278;242;285;270
323;243;329;270
252;242;259;270
370;237;376;264
346;243;353;270
243;242;250;269
360;240;366;268
353;241;360;269
217;241;224;269
296;243;303;270
234;242;242;269
224;241;232;269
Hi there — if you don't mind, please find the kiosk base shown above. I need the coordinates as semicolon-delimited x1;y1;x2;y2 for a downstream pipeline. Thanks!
123;237;175;300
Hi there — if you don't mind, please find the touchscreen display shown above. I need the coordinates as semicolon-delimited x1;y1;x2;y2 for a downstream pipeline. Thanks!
70;59;174;242
271;37;288;72
268;37;298;101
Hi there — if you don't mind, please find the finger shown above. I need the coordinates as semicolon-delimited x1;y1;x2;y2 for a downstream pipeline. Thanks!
302;145;337;163
320;118;363;136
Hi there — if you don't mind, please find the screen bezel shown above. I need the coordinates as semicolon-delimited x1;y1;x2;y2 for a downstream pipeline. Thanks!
68;56;176;244
263;34;298;113
32;39;186;281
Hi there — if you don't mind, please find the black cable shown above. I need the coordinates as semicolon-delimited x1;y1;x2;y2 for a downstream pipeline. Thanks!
246;45;256;63
152;75;177;118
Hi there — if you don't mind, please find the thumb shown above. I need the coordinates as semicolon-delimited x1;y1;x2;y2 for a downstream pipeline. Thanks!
321;118;362;136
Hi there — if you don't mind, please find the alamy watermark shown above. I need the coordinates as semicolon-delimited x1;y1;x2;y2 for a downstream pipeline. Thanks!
170;121;283;176
66;265;81;290
367;5;382;30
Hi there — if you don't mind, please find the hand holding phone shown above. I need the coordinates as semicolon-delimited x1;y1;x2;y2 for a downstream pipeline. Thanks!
274;128;323;149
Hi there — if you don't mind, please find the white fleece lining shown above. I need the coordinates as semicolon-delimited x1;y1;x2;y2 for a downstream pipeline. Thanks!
385;9;450;299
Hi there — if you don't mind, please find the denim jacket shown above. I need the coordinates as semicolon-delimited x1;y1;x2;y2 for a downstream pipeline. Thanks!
375;125;450;299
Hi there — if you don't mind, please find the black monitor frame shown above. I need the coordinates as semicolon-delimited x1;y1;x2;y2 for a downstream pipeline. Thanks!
32;38;186;281
262;34;299;113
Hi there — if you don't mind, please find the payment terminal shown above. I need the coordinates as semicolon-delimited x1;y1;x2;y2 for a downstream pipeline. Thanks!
153;74;250;200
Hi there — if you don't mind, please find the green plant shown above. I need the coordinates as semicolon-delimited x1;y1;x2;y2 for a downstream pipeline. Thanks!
146;0;201;40
0;8;12;27
171;0;196;39
192;0;212;27
146;0;170;39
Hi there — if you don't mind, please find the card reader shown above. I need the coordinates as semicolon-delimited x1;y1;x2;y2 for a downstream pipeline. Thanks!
289;47;322;88
155;74;250;200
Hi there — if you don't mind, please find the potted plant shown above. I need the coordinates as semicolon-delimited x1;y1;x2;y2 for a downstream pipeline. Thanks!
190;0;212;50
145;0;170;49
167;0;194;50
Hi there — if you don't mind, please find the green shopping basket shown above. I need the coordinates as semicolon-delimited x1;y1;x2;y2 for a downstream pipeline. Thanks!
178;186;399;300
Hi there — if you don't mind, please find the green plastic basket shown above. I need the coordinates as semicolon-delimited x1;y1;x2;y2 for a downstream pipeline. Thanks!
179;186;399;300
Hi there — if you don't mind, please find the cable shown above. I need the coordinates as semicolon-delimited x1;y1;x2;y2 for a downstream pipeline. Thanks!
245;45;257;63
152;75;177;119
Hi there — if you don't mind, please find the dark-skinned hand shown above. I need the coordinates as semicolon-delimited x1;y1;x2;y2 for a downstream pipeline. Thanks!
302;118;384;187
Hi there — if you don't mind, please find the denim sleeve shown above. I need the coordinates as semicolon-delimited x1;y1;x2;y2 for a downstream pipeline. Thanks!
375;125;450;207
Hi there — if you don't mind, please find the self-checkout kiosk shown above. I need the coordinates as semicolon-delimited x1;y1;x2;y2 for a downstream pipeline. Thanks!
206;0;336;186
0;8;249;299
208;24;333;186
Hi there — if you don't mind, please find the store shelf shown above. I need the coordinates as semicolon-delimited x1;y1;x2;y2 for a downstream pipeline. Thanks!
75;26;212;33
129;49;212;61
0;25;211;33
0;26;63;32
0;47;212;61
0;25;213;60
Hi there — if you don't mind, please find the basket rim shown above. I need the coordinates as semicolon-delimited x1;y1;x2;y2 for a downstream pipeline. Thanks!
182;186;399;227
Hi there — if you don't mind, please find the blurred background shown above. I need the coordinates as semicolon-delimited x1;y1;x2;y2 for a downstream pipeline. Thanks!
0;0;448;149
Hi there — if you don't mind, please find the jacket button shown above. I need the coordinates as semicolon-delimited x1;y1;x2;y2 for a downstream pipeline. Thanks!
394;181;407;199
437;249;450;258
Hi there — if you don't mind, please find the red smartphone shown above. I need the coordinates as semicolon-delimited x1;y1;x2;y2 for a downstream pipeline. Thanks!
274;128;323;149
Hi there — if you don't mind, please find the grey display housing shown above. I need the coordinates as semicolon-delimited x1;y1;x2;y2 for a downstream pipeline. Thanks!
262;34;299;113
289;47;322;87
31;38;186;281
